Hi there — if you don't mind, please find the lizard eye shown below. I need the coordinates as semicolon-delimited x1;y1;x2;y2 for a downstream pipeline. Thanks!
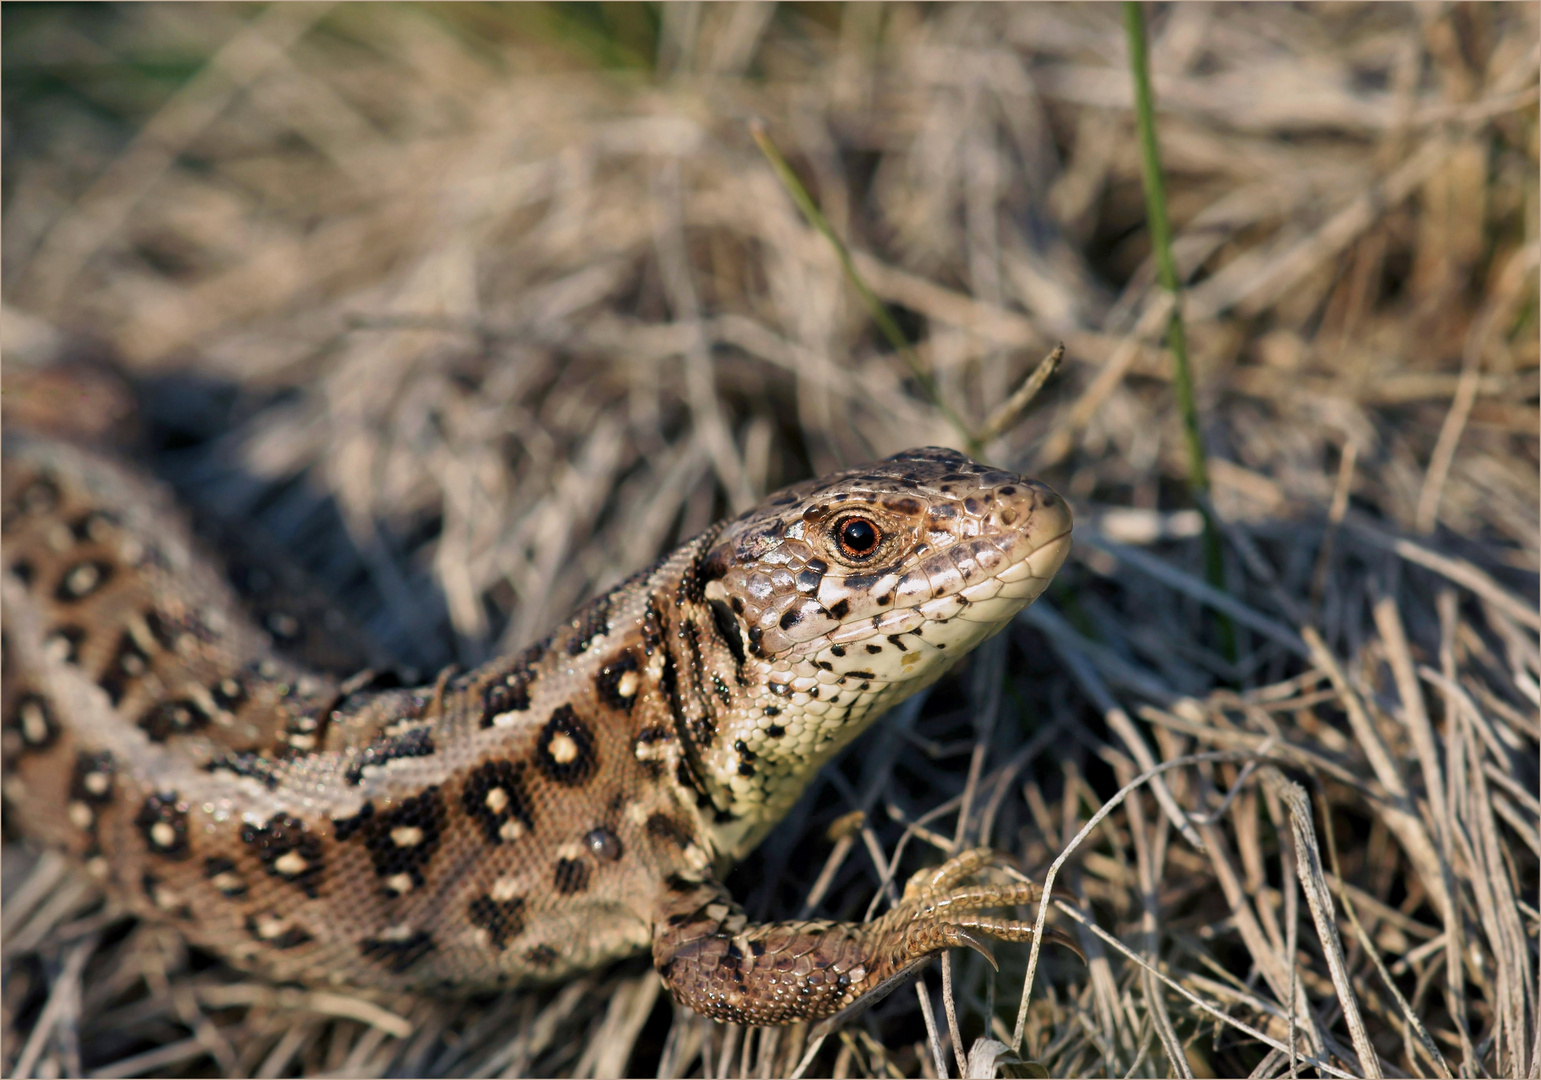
834;516;881;560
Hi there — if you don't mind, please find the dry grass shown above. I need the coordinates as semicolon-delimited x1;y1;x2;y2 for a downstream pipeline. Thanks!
2;3;1537;1077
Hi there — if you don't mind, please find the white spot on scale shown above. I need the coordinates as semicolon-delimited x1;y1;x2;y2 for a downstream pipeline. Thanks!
43;635;74;664
390;826;423;847
150;822;177;848
274;850;309;876
378;922;418;942
68;801;93;829
210;871;244;894
548;732;579;764
255;915;292;940
484;787;509;814
499;818;525;842
386;873;415;895
491;711;520;728
64;563;99;595
616;671;640;698
19;702;48;744
556;841;584;861
491;876;520;902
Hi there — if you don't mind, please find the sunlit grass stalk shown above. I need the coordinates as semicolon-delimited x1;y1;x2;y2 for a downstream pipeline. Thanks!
749;119;982;457
1123;2;1235;661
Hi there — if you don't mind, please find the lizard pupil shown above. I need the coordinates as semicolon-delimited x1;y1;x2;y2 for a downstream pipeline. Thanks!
836;517;880;559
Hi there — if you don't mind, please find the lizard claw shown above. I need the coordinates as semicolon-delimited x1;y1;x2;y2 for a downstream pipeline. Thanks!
949;927;999;971
1041;926;1088;966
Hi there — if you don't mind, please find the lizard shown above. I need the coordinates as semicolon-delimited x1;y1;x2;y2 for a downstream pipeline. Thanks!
2;427;1073;1028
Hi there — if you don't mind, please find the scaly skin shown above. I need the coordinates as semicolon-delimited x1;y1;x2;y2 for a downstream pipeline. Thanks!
2;433;1071;1025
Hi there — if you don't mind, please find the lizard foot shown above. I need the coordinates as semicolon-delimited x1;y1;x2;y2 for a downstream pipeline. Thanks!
651;848;1082;1027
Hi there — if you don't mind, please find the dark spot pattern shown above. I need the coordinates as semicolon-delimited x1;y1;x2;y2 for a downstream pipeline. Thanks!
535;706;597;786
277;706;330;756
358;788;444;893
246;912;312;949
10;559;35;587
567;594;611;655
44;626;86;665
70;751;116;805
595;651;641;711
135;792;190;859
525;944;559;968
69;510;117;543
7;693;60;750
632;726;670;779
144;611;177;651
554;857;590;893
827;599;850;619
344;726;435;785
481;666;535;727
712;675;733;708
642;597;665;653
360;931;435;973
54;560;113;602
461;759;534;845
468;894;526;949
211;676;246;712
242;814;325;897
204;857;249;898
331;802;375;841
138;699;210;742
141;871;193;920
100;631;152;705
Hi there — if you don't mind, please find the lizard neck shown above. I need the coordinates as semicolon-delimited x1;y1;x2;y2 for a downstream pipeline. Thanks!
646;531;906;862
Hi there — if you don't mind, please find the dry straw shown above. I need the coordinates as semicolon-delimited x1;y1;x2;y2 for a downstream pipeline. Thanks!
2;3;1536;1077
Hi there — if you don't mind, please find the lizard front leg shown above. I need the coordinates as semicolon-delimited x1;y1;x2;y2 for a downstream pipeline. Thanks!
651;848;1082;1027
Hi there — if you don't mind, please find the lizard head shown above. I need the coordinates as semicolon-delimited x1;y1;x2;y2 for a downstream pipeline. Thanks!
695;447;1072;849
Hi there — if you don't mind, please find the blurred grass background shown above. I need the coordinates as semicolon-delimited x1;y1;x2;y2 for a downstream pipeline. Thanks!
2;3;1537;1077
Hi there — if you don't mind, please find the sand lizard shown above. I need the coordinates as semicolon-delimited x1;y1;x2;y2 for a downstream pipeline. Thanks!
2;430;1073;1027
